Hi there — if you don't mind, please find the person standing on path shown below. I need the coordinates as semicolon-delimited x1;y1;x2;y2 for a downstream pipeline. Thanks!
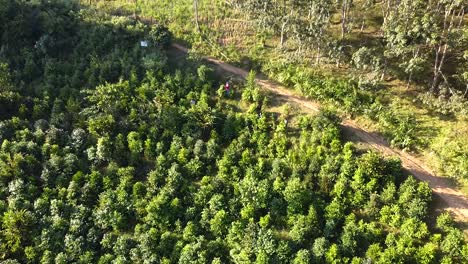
225;81;230;96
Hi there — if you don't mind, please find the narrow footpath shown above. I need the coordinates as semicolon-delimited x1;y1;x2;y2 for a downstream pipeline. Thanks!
171;43;468;224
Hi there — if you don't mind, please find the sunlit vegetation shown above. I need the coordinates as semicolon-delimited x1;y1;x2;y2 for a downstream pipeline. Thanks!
82;0;468;185
0;1;466;263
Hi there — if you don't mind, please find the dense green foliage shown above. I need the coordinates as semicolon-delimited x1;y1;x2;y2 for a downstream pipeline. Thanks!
0;1;466;263
82;0;468;184
85;0;467;101
262;62;420;151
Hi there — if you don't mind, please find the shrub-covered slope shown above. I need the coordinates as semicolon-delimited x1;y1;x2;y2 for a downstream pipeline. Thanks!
0;1;466;263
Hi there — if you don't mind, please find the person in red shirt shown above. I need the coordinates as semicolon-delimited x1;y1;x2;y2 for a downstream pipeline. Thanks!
225;81;230;96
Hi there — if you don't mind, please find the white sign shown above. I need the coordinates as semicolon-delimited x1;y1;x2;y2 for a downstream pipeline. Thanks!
140;41;148;47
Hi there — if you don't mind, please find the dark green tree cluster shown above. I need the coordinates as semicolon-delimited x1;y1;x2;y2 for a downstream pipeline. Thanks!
0;1;466;263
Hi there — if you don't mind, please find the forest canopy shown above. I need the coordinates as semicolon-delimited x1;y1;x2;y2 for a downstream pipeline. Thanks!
82;0;468;185
0;1;467;263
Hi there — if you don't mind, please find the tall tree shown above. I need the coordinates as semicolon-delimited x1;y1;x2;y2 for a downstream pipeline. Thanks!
338;0;352;39
235;0;296;47
429;0;465;94
382;0;431;85
383;0;465;94
292;0;332;63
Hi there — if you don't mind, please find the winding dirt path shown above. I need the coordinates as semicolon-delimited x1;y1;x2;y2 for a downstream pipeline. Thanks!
171;43;468;224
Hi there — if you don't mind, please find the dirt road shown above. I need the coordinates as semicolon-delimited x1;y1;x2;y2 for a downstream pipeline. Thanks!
171;43;468;223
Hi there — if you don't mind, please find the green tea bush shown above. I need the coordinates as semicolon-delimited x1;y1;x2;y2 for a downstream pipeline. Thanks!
263;60;421;150
430;125;468;180
418;88;468;117
263;61;374;115
366;101;420;151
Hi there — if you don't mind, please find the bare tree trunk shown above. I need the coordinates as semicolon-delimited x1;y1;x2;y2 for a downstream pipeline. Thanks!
381;0;397;35
194;0;201;33
133;0;138;19
406;48;420;89
341;0;349;39
316;46;321;65
381;0;388;24
380;58;387;81
360;0;371;32
406;72;413;89
316;26;324;65
430;5;463;94
280;22;287;47
279;10;293;48
431;44;443;94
